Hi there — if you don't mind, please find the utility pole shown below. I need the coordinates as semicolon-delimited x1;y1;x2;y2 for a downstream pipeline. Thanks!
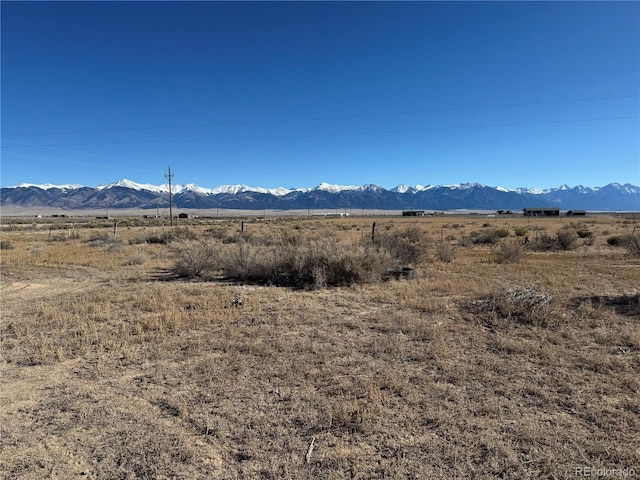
165;166;174;226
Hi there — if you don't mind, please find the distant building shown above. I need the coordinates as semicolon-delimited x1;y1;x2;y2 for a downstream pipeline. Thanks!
566;210;587;216
402;210;425;217
523;207;560;217
496;210;513;215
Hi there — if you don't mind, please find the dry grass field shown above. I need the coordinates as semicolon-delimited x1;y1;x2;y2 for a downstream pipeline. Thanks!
1;213;639;479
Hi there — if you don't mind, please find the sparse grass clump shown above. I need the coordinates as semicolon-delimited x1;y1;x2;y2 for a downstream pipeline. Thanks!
467;285;554;327
0;240;14;250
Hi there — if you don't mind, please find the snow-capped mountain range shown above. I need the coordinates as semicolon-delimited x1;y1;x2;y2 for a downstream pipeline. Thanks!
2;180;639;211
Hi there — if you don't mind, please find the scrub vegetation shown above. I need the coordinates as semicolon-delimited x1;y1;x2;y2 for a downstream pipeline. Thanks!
1;213;639;479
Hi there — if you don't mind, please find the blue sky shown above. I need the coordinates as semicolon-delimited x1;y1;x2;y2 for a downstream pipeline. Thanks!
2;1;639;190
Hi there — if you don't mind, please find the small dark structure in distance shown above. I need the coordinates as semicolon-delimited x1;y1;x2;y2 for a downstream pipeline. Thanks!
566;210;587;216
402;210;425;217
523;207;560;217
496;210;513;215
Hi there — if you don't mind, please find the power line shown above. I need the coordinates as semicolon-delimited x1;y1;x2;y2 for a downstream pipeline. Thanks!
2;94;638;138
0;150;153;173
165;166;174;226
2;115;637;148
0;138;158;166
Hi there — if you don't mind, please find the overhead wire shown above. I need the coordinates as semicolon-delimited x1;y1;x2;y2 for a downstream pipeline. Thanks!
2;114;638;148
1;94;638;138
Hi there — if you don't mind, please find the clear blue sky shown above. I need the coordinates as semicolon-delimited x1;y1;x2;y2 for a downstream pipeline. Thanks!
2;1;639;190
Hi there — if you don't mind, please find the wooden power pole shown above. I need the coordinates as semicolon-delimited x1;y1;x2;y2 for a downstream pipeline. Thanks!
165;166;174;226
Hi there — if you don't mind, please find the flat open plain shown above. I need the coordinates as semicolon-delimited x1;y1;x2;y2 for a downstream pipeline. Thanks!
1;213;638;479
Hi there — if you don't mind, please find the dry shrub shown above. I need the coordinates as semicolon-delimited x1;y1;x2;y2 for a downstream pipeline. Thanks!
87;232;111;245
298;238;384;288
170;239;221;278
582;232;598;246
435;240;456;263
125;247;146;266
224;235;387;288
374;227;426;265
467;228;509;245
128;235;147;245
607;235;622;246
556;225;579;250
48;232;70;242
29;242;47;256
527;232;557;252
492;239;525;264
87;232;123;251
513;226;528;237
164;227;199;242
145;232;166;244
0;240;14;250
467;285;554;327
223;237;258;279
625;231;640;256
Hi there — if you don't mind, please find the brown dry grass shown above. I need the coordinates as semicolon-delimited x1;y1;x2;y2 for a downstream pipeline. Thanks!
1;214;639;479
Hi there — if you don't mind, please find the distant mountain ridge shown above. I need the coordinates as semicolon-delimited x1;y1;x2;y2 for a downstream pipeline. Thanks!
2;180;639;211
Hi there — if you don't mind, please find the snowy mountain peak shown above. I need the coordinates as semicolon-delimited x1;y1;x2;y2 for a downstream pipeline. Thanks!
442;182;485;190
360;184;384;192
205;184;293;196
3;180;638;211
392;184;412;194
14;182;83;191
97;179;167;193
515;186;545;195
315;183;359;193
